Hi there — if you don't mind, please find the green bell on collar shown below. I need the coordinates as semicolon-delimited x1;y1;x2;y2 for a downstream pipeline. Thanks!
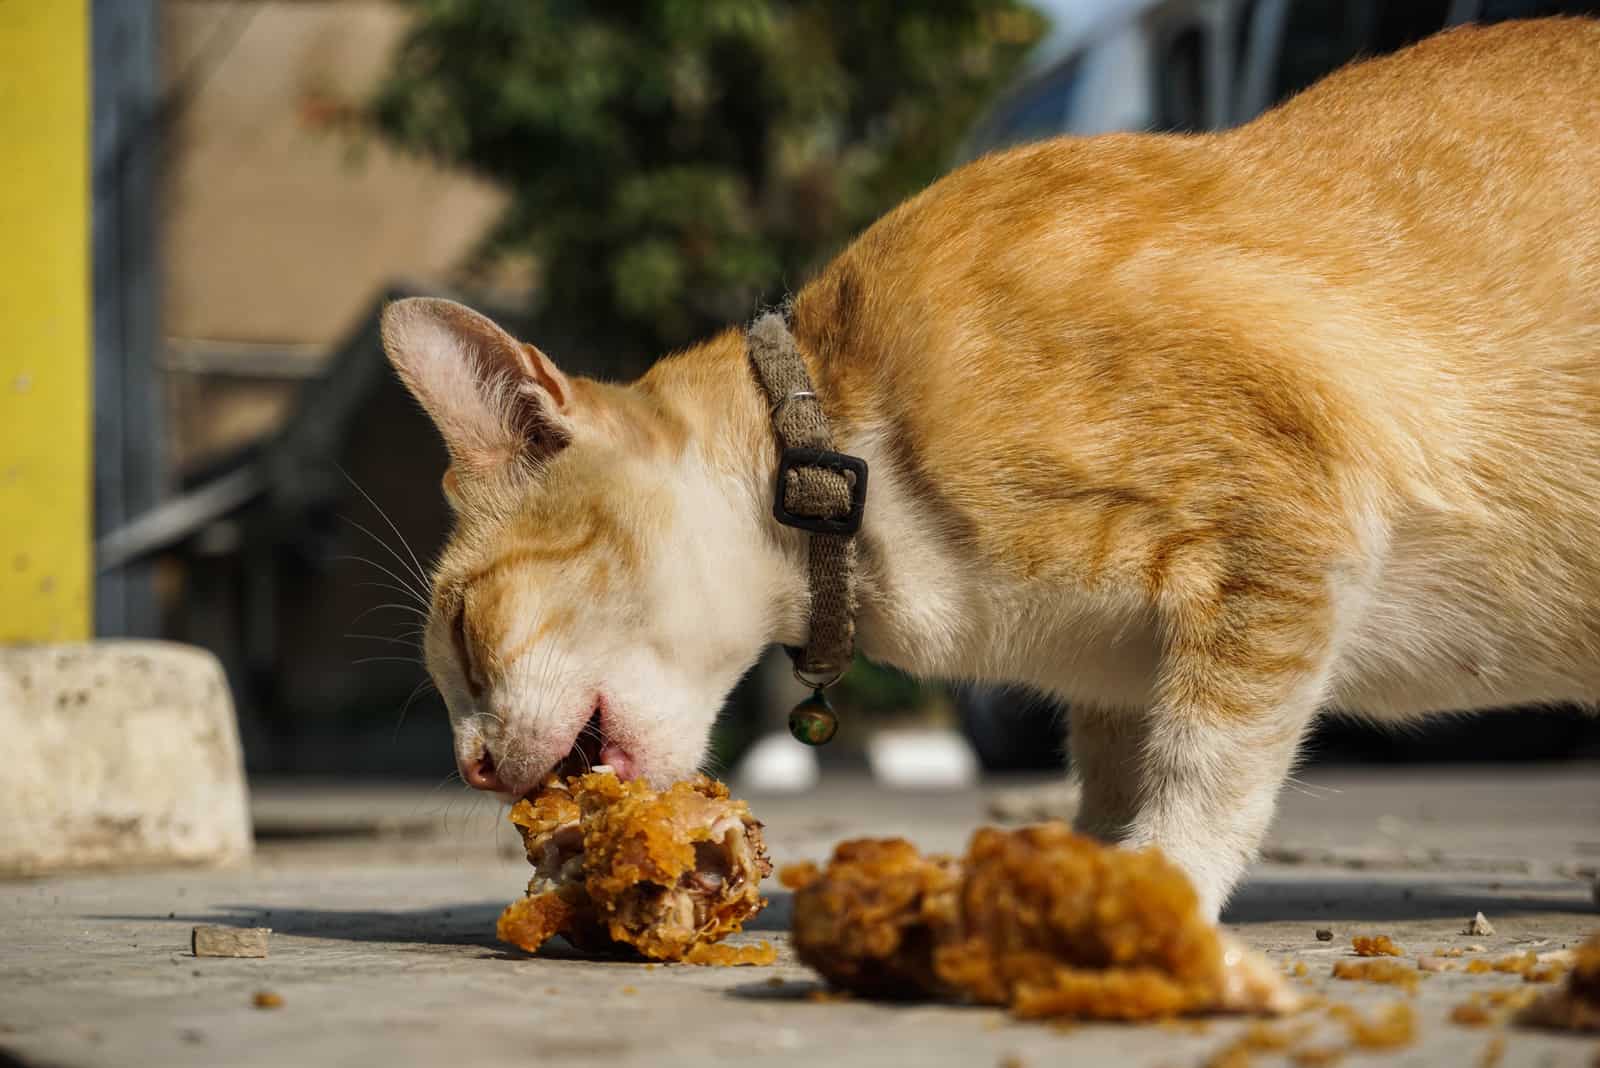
788;688;838;746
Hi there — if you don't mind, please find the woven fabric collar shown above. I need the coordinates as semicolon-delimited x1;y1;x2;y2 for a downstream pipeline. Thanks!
746;312;868;688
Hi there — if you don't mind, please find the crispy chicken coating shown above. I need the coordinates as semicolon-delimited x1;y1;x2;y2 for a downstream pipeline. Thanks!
785;838;962;997
496;770;774;964
790;825;1299;1020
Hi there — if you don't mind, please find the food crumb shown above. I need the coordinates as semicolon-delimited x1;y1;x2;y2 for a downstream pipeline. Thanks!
1491;952;1538;976
1478;1033;1506;1068
779;861;821;890
620;985;637;995
1292;961;1308;978
1332;959;1420;992
1160;1018;1213;1035
1203;1022;1313;1067
804;987;853;1004
251;991;283;1010
1417;955;1454;973
683;940;779;967
1434;946;1466;958
1203;1047;1252;1068
1315;929;1334;942
1465;912;1496;937
1289;1046;1343;1067
1352;935;1403;957
1451;998;1494;1026
1485;988;1537;1010
1466;960;1493;975
998;1055;1025;1068
1341;1002;1416;1049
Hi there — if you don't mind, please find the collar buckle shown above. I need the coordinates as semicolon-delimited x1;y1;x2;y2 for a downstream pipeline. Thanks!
773;446;869;537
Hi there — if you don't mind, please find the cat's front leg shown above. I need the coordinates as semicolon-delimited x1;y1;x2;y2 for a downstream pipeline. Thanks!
1120;695;1325;922
1071;575;1339;921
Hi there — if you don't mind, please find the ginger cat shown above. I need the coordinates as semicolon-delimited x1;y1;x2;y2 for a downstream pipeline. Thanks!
380;19;1600;919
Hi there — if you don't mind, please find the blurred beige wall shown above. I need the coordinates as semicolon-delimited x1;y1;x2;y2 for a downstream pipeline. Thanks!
160;0;510;470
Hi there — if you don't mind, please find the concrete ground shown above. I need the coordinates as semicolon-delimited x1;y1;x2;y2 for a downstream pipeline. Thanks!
3;765;1598;1068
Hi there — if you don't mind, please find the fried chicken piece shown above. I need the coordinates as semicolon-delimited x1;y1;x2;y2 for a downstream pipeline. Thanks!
495;778;608;952
496;770;773;963
791;824;1300;1020
941;826;1297;1019
1518;931;1600;1032
787;838;962;997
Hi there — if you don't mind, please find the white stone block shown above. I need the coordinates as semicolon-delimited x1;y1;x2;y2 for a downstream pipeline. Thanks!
0;641;253;876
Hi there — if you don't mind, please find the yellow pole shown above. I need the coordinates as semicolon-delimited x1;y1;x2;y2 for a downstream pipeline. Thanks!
0;1;92;641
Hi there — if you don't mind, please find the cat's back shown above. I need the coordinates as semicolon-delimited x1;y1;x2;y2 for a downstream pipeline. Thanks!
1235;17;1600;281
1247;17;1600;140
813;18;1600;354
792;16;1600;596
804;16;1600;435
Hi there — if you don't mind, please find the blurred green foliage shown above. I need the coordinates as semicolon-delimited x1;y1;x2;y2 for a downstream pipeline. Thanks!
833;652;935;719
371;0;1045;369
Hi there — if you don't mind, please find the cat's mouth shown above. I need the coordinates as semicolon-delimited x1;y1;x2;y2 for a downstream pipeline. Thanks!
548;706;639;785
554;712;606;781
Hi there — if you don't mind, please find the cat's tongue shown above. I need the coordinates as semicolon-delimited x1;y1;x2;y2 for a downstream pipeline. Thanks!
598;744;638;781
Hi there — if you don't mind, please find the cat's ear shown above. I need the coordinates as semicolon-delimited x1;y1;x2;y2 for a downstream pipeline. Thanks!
380;297;574;474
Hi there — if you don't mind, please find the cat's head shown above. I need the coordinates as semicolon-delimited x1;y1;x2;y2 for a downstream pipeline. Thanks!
380;298;782;797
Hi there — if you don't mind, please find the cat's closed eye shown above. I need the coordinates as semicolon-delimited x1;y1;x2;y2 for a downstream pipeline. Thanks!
451;600;484;698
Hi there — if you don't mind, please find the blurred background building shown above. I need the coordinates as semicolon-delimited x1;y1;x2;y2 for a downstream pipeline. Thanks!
29;0;1600;784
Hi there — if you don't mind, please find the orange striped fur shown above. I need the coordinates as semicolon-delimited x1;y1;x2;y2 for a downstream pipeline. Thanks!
382;19;1600;917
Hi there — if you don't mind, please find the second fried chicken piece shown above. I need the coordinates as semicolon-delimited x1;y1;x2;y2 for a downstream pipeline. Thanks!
791;825;1299;1020
1518;931;1600;1032
936;825;1236;1019
785;838;962;997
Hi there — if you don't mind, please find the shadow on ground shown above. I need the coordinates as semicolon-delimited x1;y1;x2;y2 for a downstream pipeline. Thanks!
748;890;793;931
93;903;508;950
1224;877;1596;924
91;890;796;954
92;879;1585;963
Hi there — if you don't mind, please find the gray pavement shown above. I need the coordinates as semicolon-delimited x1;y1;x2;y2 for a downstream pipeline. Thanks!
3;765;1598;1067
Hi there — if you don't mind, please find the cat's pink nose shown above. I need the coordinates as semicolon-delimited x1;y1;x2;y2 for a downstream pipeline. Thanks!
462;751;507;792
